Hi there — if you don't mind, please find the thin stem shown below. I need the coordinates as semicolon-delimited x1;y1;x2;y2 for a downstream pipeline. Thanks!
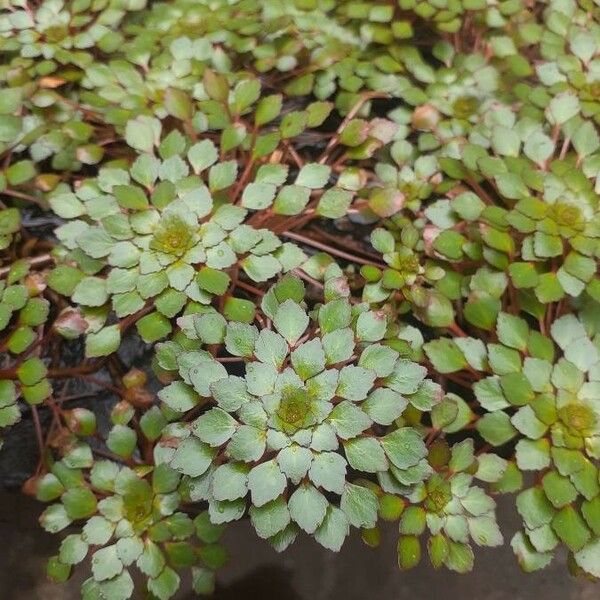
0;253;53;278
3;188;45;207
283;230;386;268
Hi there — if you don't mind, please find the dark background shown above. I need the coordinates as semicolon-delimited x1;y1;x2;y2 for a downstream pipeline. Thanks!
0;490;596;600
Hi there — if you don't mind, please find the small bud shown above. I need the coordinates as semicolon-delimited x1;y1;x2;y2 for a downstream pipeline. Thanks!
39;76;66;89
25;272;47;296
65;408;97;436
53;308;88;339
397;535;422;570
361;526;381;548
411;104;440;131
122;369;147;389
35;173;61;192
111;400;135;425
379;494;405;521
22;474;40;497
125;387;154;409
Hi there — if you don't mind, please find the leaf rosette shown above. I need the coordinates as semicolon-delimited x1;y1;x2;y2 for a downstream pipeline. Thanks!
153;270;442;551
39;457;225;599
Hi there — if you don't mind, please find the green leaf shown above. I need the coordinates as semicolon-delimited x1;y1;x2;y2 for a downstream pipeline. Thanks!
242;254;282;283
106;425;137;458
40;504;72;534
277;445;313;484
253;330;288;369
358;344;398;378
188;140;218;174
542;471;577;508
548;93;580;125
7;160;36;185
496;312;529;351
72;277;108;307
475;454;508;483
319;299;351;333
210;463;249;501
356;310;387;342
317;188;353;218
0;208;21;237
362;388;407;425
194;511;226;543
46;556;72;583
424;339;467;373
523;130;554;164
227;425;266;462
552;506;590;552
248;460;287;507
369;187;404;217
148;566;180;600
225;322;258;357
241;182;276;209
136;312;172;343
249;497;290;539
91;545;123;582
209;161;237;192
48;193;85;218
190;313;227;345
125;116;160;153
255;94;282;126
170;438;215;477
61;486;98;520
308;452;347;494
273;185;311;215
385;360;427;394
491;126;520;157
85;325;121;358
516;439;550;470
464;296;500;331
288;484;328;533
337;365;376;401
273;300;309;345
291;338;326;379
83;516;115;546
344;437;387;472
328;401;371;440
381;428;426;469
445;541;474;573
295;163;330;188
572;121;600;157
114;184;149;210
500;372;534;406
158;381;200;412
16;357;46;386
59;534;88;565
574;538;600;578
116;537;144;566
510;531;552;572
233;78;261;113
516;487;555;530
193;408;237;447
477;412;517;446
192;567;215;595
314;506;349;551
164;87;193;120
340;483;378;528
